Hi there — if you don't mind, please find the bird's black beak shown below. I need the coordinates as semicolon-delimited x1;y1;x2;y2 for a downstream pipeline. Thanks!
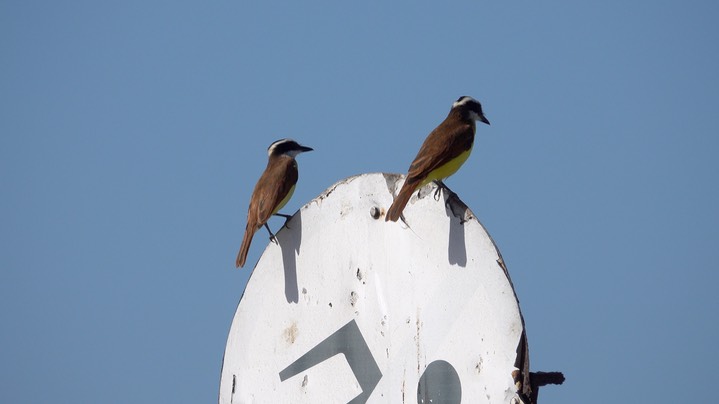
300;145;313;152
480;115;490;125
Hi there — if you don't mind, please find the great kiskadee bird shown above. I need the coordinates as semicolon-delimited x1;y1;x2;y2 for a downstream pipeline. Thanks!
236;138;313;268
385;96;490;222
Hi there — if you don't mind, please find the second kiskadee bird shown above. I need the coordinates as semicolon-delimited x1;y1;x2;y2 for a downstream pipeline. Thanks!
385;96;490;222
236;138;313;268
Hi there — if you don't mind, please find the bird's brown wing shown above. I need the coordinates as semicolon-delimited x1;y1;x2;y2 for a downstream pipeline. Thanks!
406;121;474;182
385;121;474;222
237;157;298;267
249;157;298;226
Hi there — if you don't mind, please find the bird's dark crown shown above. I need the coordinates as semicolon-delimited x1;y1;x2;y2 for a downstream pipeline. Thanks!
453;96;483;113
452;95;489;124
267;138;313;157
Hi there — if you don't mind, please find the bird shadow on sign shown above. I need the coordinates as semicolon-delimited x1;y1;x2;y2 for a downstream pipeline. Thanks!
443;189;468;268
278;211;302;303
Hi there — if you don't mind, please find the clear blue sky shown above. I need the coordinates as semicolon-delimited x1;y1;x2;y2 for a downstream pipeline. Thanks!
2;1;717;403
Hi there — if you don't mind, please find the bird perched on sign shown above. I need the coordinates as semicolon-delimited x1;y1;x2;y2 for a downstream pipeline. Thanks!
385;96;490;222
236;139;313;268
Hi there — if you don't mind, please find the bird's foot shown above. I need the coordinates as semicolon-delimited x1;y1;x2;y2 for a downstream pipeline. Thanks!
434;180;454;203
264;223;279;244
274;213;293;229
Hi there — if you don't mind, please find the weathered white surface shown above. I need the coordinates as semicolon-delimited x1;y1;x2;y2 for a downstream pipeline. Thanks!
219;173;525;404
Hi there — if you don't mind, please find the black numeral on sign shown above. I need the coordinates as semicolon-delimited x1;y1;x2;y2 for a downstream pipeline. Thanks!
279;320;382;404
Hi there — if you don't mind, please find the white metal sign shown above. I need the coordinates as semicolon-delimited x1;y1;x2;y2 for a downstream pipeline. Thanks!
220;173;527;403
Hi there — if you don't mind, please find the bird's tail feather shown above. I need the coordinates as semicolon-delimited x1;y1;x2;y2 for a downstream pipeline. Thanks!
385;178;420;222
236;225;256;268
